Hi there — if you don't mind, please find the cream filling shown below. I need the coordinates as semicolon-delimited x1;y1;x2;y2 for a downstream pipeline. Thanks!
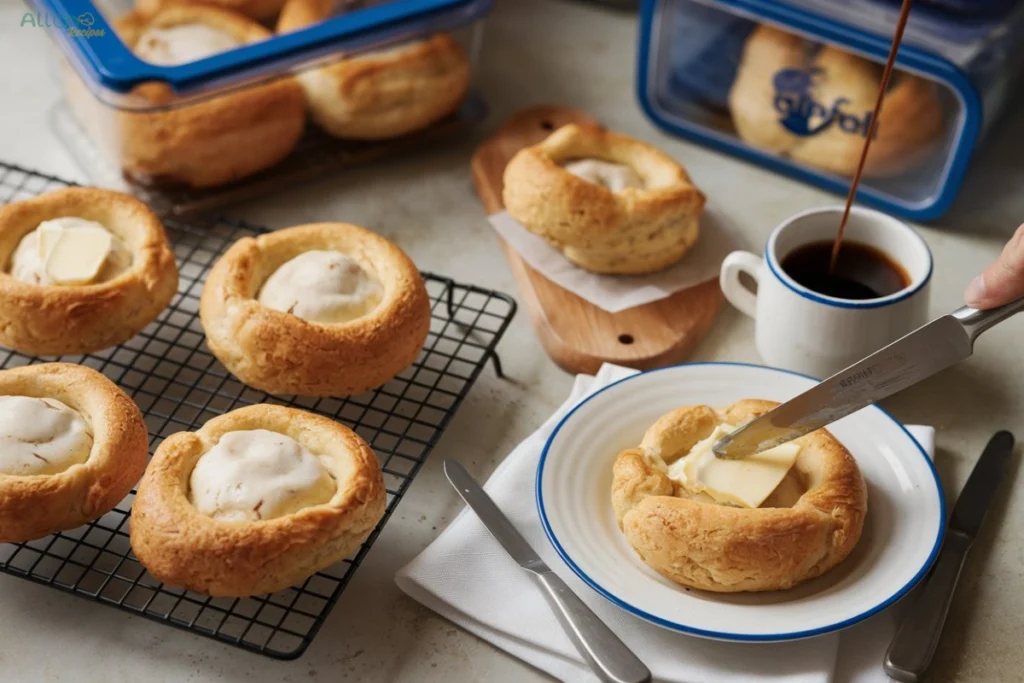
665;424;801;509
0;396;92;476
562;158;645;192
8;217;133;287
135;24;240;66
189;429;337;522
257;250;384;324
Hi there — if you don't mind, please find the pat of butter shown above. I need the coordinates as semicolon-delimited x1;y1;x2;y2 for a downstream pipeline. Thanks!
44;226;113;286
37;222;65;259
666;424;800;508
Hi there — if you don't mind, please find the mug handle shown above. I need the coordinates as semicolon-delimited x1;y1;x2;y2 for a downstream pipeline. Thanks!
719;251;762;318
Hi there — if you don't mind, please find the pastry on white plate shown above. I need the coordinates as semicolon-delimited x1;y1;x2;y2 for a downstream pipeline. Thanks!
612;399;867;592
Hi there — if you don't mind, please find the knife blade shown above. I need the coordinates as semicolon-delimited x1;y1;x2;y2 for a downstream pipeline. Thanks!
884;431;1016;682
713;298;1024;460
443;460;651;683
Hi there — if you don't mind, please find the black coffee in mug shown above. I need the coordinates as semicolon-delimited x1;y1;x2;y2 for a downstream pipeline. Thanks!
780;241;911;300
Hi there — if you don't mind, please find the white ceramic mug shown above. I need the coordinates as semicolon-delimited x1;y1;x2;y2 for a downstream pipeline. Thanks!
720;206;933;378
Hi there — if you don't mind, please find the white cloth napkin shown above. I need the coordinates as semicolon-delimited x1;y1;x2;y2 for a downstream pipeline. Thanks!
487;209;743;313
396;364;935;683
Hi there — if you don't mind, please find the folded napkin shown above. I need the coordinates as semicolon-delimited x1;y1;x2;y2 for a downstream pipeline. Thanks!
396;364;935;683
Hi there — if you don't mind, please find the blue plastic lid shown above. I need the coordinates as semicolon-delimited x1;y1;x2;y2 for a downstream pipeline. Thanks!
33;0;491;101
636;0;985;221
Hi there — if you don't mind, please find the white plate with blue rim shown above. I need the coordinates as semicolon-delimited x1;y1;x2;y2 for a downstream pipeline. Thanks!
536;362;945;642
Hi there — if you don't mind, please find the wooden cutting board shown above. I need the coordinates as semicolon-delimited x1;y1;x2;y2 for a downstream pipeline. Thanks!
471;105;724;375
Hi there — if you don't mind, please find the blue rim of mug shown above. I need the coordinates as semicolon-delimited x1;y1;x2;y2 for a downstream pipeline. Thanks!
765;207;934;310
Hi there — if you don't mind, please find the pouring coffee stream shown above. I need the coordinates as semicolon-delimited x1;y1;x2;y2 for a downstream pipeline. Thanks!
829;0;916;273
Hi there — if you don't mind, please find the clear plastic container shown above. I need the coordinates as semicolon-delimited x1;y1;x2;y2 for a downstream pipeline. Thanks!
31;0;490;193
637;0;1024;220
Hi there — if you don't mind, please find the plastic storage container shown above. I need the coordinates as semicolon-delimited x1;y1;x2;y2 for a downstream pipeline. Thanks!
637;0;1024;220
30;0;490;209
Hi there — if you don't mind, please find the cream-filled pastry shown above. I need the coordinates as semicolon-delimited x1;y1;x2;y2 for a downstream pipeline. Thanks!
130;404;387;597
8;217;133;287
503;123;705;275
0;363;149;544
664;423;801;509
189;429;336;522
0;396;92;476
562;159;645;192
257;250;383;324
63;6;307;190
201;223;429;397
612;400;867;593
134;23;240;65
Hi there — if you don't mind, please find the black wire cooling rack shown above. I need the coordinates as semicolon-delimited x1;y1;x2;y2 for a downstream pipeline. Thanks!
0;162;516;659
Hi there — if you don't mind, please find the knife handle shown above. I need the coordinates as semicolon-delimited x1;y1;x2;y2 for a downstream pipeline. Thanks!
883;532;972;683
531;571;652;683
953;296;1024;343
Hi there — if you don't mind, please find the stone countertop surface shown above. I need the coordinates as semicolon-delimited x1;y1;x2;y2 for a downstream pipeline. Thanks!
1;0;1023;680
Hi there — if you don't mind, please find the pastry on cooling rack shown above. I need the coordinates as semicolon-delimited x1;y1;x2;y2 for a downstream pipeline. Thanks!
611;399;867;593
200;222;430;396
0;363;149;543
502;123;705;275
277;0;471;139
0;187;178;356
728;25;944;177
134;0;288;23
64;5;306;189
130;404;386;596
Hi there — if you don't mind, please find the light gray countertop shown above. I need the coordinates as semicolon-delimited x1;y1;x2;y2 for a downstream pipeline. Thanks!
1;0;1023;680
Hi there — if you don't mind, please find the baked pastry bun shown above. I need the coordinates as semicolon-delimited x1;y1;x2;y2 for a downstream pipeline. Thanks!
729;25;944;177
0;363;148;543
65;6;306;189
0;187;178;356
200;222;430;396
135;0;288;23
502;123;705;275
612;399;867;593
277;0;471;139
130;404;386;596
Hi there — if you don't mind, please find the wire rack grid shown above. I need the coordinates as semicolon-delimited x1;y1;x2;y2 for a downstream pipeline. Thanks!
0;161;516;659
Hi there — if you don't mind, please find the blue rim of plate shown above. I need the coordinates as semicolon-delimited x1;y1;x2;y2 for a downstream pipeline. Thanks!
535;361;947;642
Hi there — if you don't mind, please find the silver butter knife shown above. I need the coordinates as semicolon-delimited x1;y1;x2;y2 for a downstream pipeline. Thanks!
443;460;652;683
884;431;1016;682
713;298;1024;460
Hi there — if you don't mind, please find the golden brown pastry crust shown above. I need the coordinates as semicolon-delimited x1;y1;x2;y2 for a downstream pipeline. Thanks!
200;222;430;396
277;0;471;139
0;187;178;356
135;0;288;23
65;6;306;189
130;404;386;596
0;363;148;543
502;123;706;275
729;25;944;178
611;399;867;593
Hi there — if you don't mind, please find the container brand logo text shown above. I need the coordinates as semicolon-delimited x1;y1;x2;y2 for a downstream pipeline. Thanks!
20;12;106;38
772;68;874;138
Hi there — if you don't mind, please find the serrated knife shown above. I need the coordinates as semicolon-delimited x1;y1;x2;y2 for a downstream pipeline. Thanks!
713;298;1024;460
443;460;651;683
884;431;1016;682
